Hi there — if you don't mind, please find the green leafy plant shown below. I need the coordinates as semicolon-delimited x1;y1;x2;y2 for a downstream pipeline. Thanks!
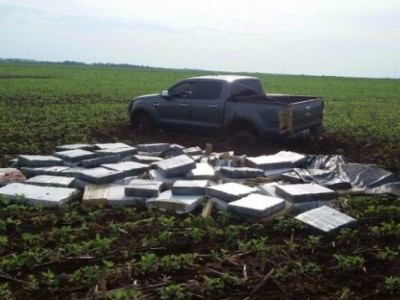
216;211;232;225
273;216;306;232
377;247;399;261
333;254;366;271
370;221;400;237
81;265;100;284
208;226;224;241
107;288;141;299
0;235;8;247
239;237;268;252
88;209;103;221
160;253;198;272
22;233;43;246
159;215;175;230
42;268;59;287
107;221;121;236
84;233;115;255
284;239;300;254
274;261;321;281
102;259;115;268
159;284;188;300
221;271;242;285
224;225;241;246
69;265;100;285
140;253;158;272
202;275;225;293
190;227;204;243
0;282;12;299
306;235;321;253
52;226;76;243
339;287;354;299
336;228;358;243
25;274;40;291
0;217;22;232
157;230;173;244
385;276;400;294
213;248;230;262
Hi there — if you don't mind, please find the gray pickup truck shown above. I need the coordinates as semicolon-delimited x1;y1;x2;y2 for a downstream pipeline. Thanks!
128;75;324;143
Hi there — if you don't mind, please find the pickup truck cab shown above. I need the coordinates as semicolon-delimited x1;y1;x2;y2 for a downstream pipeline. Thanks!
128;75;324;143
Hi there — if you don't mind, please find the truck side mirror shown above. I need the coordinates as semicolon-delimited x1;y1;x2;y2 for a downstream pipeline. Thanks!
161;90;170;99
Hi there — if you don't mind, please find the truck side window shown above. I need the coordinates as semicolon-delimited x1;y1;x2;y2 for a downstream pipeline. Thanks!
169;81;194;98
237;79;263;94
231;81;260;98
194;81;223;100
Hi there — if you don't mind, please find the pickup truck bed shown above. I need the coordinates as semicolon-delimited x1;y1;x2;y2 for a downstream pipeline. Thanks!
225;93;323;140
232;94;320;104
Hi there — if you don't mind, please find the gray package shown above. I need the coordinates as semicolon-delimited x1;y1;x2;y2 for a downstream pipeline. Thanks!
295;205;356;234
125;179;164;198
171;180;208;195
206;182;258;202
155;155;196;177
275;183;336;203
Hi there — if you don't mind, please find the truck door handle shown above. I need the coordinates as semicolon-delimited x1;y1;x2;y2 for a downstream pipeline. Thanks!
305;106;311;111
153;102;159;107
208;104;218;108
180;103;189;107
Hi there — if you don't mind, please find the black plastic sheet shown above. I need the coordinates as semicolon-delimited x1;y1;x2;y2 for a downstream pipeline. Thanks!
281;155;400;195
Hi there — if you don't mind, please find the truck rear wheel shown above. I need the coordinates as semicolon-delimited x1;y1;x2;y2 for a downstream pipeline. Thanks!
232;130;257;145
131;113;155;133
308;125;323;142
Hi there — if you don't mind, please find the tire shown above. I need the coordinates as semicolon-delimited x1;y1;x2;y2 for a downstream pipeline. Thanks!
231;130;257;145
308;125;323;142
131;113;154;133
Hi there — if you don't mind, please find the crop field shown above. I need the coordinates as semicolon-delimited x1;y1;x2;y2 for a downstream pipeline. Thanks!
0;61;400;299
1;62;400;172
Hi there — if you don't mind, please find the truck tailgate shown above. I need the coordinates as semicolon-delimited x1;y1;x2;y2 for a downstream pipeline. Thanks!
278;98;324;133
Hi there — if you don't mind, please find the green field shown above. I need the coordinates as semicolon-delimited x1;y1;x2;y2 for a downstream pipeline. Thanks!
1;61;400;171
1;62;400;299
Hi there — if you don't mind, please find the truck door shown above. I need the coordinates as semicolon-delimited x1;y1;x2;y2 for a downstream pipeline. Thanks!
190;80;225;135
157;81;193;131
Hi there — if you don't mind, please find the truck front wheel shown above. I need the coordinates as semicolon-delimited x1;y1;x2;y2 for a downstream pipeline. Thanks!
131;113;155;133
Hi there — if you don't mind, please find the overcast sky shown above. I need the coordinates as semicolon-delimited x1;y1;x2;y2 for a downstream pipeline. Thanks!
1;0;399;78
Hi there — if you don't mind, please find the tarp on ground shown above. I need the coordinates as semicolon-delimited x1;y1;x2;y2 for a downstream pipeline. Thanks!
285;154;400;195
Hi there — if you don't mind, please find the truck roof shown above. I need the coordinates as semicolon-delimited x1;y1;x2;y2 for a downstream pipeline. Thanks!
187;75;258;82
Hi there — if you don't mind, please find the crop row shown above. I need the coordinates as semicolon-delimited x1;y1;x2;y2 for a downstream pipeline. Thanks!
0;195;399;298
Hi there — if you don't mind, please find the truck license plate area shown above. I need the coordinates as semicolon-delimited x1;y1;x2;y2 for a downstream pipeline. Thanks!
278;107;293;134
